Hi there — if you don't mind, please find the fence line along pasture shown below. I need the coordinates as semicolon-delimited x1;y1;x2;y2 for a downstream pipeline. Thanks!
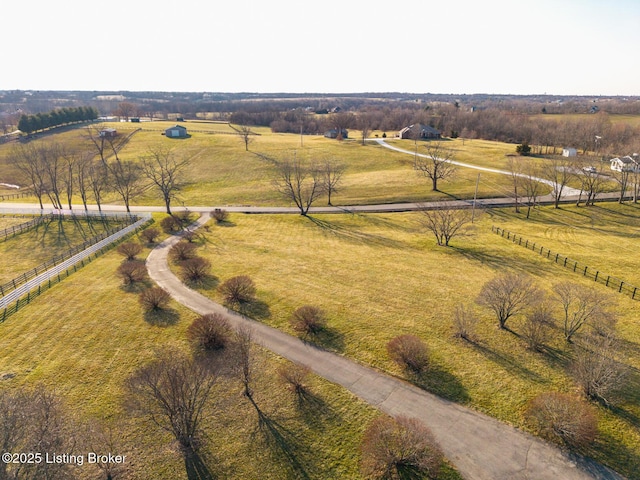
0;214;50;241
0;214;152;320
492;225;640;301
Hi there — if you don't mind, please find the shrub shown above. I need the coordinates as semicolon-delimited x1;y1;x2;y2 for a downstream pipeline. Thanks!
117;260;148;285
169;241;198;263
525;392;598;449
140;227;160;244
117;241;143;261
387;335;429;373
218;275;256;306
174;210;194;226
180;257;212;283
290;305;326;336
360;415;443;480
278;363;311;396
210;208;229;223
160;215;183;233
187;313;232;351
521;302;554;352
139;287;171;312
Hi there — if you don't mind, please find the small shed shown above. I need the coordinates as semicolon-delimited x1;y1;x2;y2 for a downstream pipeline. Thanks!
562;147;577;157
165;125;188;138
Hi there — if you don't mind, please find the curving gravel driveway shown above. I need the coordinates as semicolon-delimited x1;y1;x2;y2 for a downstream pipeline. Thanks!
146;213;622;480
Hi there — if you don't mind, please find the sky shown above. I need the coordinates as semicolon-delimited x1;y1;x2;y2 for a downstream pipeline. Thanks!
3;0;640;96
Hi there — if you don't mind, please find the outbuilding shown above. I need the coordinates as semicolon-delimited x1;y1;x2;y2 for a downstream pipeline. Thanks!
399;124;441;140
562;147;577;157
165;125;188;138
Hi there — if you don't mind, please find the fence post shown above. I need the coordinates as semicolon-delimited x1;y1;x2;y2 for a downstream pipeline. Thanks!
633;287;637;300
606;276;610;287
619;281;624;293
574;262;578;272
595;271;599;282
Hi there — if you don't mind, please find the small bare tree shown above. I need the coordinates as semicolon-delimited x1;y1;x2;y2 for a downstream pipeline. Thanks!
235;124;255;151
521;301;555;351
290;305;327;336
117;241;143;261
219;275;256;307
414;141;457;191
187;313;232;352
540;157;575;208
320;159;345;206
476;272;542;329
387;335;430;374
553;282;617;342
571;334;627;405
418;204;473;246
273;155;324;215
139;287;171;312
117;260;148;285
452;303;478;341
360;415;443;480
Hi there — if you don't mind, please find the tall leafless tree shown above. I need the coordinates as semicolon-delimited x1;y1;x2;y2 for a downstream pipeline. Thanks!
8;143;48;209
540;157;575;208
320;159;345;206
140;147;190;215
273;155;324;215
235;124;255;151
414;141;457;191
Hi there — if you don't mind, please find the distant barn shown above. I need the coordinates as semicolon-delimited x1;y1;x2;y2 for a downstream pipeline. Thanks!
165;125;188;138
99;128;117;138
324;128;348;139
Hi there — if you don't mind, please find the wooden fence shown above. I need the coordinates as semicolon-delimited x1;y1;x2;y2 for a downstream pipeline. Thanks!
0;214;50;242
492;225;640;300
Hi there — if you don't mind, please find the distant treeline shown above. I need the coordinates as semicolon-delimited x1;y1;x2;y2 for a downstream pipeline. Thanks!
17;106;98;134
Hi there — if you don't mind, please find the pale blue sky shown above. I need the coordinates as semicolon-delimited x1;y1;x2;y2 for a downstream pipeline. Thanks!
3;0;639;95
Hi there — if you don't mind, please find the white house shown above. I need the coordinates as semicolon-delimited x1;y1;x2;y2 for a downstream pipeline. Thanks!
610;155;639;172
562;147;577;157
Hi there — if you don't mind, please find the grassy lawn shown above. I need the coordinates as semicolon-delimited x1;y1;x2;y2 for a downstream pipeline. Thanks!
188;203;640;477
0;216;463;479
0;215;126;284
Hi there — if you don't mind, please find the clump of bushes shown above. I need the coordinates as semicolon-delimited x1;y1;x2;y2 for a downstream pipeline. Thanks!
278;363;311;397
169;241;198;263
139;287;171;312
360;415;443;479
387;335;430;374
180;257;212;283
117;241;143;261
218;275;256;306
525;392;598;448
187;313;232;352
140;227;160;244
290;305;326;336
210;208;229;224
117;260;148;285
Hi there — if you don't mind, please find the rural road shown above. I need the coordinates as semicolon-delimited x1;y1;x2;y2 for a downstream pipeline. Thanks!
145;213;623;480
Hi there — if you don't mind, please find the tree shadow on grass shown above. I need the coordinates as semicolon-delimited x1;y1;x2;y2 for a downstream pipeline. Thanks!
452;245;546;276
237;300;271;320
119;279;153;294
411;364;470;404
467;338;548;385
300;326;346;354
248;399;312;480
144;308;180;326
306;215;409;250
184;274;219;291
294;389;335;429
184;451;217;480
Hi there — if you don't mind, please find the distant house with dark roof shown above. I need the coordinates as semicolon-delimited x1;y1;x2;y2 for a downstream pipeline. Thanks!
324;128;348;139
610;155;639;172
399;124;441;140
99;128;117;138
165;125;188;138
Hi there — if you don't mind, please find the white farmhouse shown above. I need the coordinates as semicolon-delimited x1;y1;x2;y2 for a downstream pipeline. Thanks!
610;155;639;172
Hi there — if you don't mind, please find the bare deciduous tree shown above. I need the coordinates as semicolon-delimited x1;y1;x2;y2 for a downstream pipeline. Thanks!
235;124;255;151
387;335;430;374
521;301;554;351
525;392;598;448
126;347;218;461
418;203;473;246
290;305;327;336
452;303;478;341
414;141;457;191
571;334;627;405
320;159;345;206
476;273;542;329
540;157;575;208
360;415;443;480
140;147;190;215
553;282;617;342
273;155;324;215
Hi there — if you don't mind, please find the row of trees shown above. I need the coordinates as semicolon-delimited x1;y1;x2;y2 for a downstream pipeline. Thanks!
9;126;189;214
17;107;98;134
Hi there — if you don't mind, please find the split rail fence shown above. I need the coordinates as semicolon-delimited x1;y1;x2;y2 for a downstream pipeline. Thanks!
492;225;640;301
